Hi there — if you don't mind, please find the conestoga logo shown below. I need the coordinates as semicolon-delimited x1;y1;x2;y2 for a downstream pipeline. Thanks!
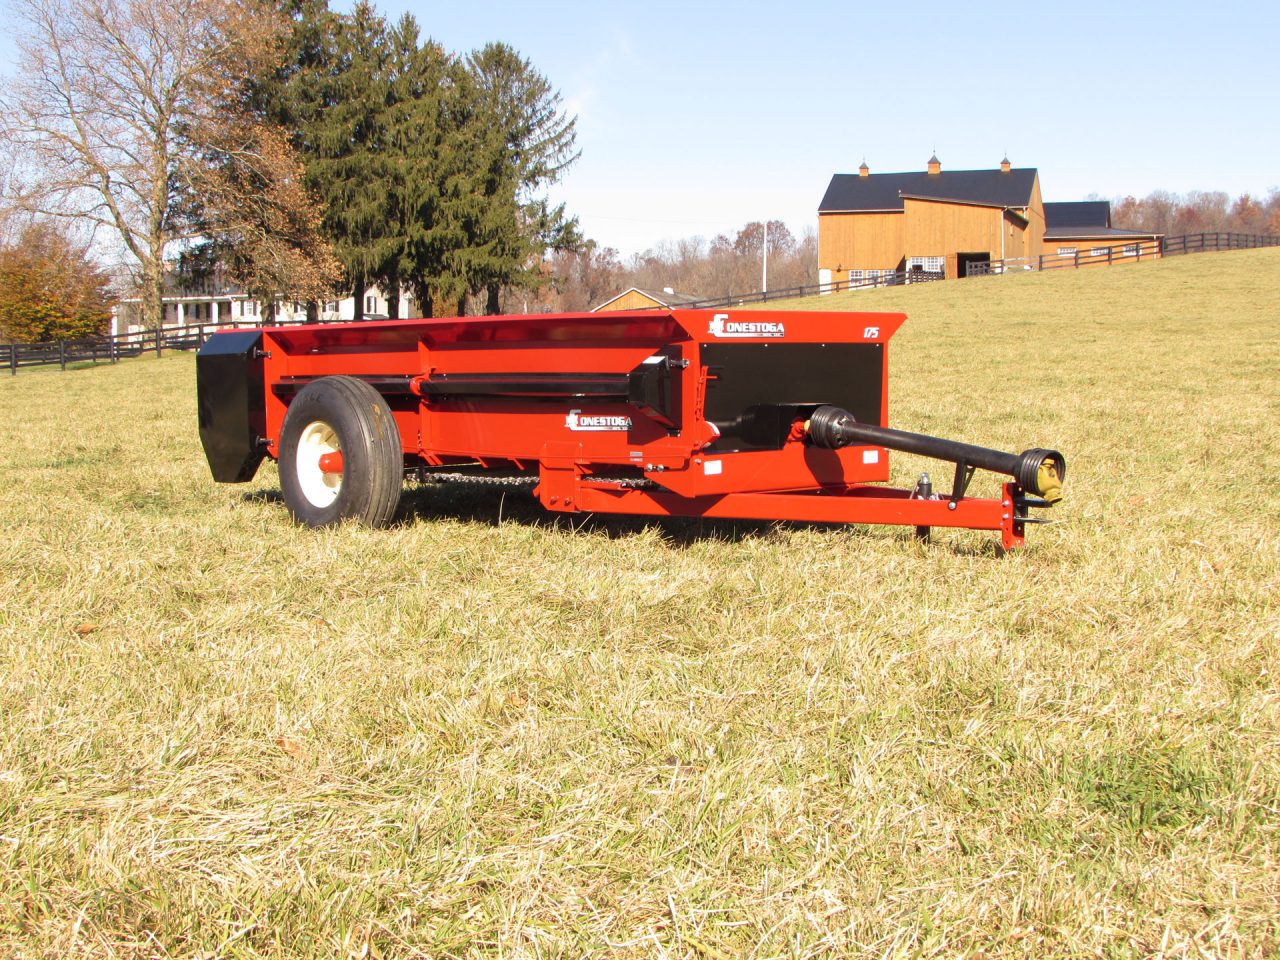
708;312;785;338
565;409;631;432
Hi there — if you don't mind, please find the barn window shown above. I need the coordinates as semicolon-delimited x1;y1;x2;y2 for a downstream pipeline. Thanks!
365;294;378;314
1090;247;1108;257
849;270;865;283
907;256;943;273
1057;247;1077;255
1124;244;1139;257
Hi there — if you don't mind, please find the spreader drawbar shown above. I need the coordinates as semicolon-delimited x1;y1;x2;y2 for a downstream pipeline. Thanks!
196;308;1066;549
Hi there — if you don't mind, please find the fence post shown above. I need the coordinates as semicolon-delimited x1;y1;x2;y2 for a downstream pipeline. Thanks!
1074;250;1079;269
59;340;67;371
155;328;162;357
7;344;15;376
1107;247;1113;265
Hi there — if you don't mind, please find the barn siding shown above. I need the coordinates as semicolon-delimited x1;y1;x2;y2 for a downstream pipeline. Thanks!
594;290;666;312
1026;179;1045;259
902;198;1008;278
818;211;904;274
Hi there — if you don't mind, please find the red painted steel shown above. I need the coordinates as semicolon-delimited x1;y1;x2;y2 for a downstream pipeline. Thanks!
244;308;1041;547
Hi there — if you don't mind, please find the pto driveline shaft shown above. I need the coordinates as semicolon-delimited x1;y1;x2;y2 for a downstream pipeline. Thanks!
805;405;1066;501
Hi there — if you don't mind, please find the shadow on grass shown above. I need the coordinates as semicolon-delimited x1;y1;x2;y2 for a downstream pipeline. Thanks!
241;480;1005;555
242;489;285;505
402;482;796;546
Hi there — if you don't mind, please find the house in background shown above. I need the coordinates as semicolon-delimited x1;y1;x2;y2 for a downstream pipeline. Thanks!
817;154;1162;286
591;286;702;312
111;276;418;336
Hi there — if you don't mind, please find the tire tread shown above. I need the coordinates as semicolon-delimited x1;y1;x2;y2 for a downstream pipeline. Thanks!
278;375;403;528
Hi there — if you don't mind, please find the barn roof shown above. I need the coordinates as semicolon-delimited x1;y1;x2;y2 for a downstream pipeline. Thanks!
630;287;701;306
818;167;1038;213
1043;201;1112;229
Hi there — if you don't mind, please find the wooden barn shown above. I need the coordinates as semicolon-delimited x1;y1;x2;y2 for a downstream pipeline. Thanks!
818;155;1043;283
1042;201;1162;264
592;286;702;312
818;155;1163;284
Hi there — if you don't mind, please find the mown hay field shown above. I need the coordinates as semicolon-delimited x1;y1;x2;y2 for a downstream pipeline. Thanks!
1;248;1278;958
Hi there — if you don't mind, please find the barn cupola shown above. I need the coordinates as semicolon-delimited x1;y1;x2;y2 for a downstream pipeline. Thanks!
1000;155;1011;173
927;153;941;175
859;159;869;177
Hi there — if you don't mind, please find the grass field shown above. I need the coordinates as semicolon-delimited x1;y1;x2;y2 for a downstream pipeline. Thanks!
1;248;1278;958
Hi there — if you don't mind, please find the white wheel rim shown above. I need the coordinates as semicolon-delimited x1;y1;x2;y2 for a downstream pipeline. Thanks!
296;420;342;508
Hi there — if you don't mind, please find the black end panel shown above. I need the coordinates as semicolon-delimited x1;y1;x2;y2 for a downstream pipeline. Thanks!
701;342;883;452
627;345;683;429
197;331;266;483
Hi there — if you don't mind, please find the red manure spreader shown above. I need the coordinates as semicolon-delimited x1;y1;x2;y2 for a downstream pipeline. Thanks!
196;309;1064;549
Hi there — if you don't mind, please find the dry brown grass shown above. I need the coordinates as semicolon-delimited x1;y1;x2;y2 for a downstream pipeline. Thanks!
1;248;1278;958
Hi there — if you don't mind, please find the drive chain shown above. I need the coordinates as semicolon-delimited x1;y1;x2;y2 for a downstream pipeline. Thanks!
410;470;655;490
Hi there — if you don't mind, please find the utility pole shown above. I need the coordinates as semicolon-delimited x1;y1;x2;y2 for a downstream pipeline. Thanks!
762;220;769;293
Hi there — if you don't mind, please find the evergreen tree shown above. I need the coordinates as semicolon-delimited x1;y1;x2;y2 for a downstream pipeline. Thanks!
380;17;460;318
249;0;398;319
463;43;581;313
313;2;399;319
245;5;582;318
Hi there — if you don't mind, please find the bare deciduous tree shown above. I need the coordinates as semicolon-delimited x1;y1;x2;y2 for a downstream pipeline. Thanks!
0;0;280;328
1112;188;1280;237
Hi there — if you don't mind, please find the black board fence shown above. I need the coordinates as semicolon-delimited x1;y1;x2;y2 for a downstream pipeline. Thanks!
968;231;1279;277
3;319;271;376
675;268;945;310
1159;232;1279;256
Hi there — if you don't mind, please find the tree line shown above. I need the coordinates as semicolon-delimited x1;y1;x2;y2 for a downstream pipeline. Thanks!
534;221;819;314
1111;189;1280;237
0;0;578;340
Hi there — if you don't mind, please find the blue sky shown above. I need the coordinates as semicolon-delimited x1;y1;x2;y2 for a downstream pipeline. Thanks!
361;0;1279;255
5;1;1276;256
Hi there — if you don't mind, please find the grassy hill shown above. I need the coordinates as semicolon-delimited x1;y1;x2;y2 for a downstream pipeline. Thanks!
1;248;1277;957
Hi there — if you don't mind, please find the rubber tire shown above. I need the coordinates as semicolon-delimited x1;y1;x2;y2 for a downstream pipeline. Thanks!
278;376;403;527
